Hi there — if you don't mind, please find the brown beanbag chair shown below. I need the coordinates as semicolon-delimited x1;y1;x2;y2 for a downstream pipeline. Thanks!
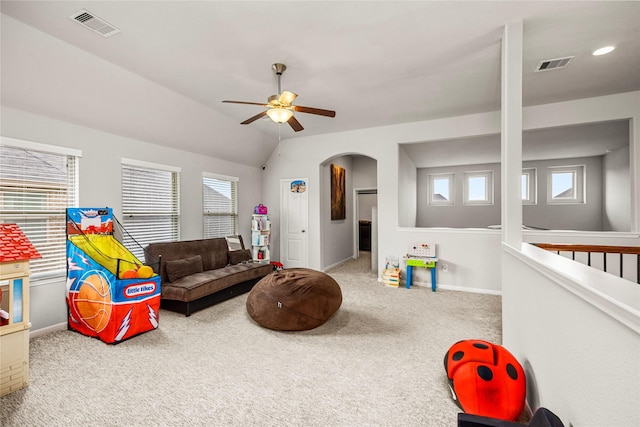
246;268;342;331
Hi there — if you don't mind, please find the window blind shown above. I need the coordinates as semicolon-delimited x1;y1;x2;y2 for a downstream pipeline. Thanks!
121;162;180;260
0;144;79;279
203;175;238;238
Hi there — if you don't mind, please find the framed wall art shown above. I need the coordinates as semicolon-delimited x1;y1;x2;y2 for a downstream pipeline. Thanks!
330;164;346;220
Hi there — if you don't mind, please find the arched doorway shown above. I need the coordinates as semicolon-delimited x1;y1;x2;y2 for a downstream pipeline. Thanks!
318;153;377;271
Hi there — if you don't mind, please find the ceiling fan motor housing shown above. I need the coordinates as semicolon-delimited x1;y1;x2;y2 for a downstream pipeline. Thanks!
222;62;335;132
272;63;287;75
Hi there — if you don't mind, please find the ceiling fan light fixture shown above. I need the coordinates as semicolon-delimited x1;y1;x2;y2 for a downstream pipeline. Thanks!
266;108;293;123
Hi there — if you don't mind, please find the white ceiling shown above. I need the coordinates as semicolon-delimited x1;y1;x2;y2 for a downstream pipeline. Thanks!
1;1;639;167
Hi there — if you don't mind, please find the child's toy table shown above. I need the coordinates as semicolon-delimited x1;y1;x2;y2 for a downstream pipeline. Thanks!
405;257;438;292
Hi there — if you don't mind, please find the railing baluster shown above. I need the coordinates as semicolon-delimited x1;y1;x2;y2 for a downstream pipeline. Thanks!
619;253;623;278
532;243;640;284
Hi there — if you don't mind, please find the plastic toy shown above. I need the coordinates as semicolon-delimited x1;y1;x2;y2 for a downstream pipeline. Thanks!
66;208;161;344
137;265;154;278
382;256;401;287
444;339;526;421
0;290;7;326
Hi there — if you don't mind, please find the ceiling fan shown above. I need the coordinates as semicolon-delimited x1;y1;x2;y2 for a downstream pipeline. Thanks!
222;63;336;132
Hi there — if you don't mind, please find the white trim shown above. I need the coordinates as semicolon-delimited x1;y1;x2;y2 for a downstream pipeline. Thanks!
428;172;454;206
504;243;640;334
521;168;537;205
463;170;494;205
121;157;181;172
203;171;239;182
1;136;82;157
430;283;502;296
523;230;640;239
30;322;67;338
398;226;501;235
547;164;585;204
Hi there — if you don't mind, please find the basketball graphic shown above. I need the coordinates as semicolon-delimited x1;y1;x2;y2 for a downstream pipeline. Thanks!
74;271;112;333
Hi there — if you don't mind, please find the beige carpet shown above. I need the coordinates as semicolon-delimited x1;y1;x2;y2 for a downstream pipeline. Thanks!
0;253;502;426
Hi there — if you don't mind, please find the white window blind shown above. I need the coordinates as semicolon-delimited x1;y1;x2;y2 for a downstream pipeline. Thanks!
121;161;180;260
0;143;79;280
203;174;238;238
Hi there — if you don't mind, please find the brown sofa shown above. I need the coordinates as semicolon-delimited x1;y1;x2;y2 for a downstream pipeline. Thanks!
144;236;273;316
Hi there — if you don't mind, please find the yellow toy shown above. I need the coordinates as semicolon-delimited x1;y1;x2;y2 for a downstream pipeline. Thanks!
382;256;401;287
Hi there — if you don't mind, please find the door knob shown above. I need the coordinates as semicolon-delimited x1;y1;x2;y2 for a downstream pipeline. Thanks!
301;230;306;233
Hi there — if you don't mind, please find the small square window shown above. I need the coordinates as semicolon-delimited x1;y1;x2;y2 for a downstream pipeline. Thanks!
464;171;493;205
428;173;454;206
547;165;584;204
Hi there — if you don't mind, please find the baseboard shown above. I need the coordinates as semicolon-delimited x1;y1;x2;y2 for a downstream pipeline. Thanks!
410;282;502;296
323;256;355;272
30;322;67;338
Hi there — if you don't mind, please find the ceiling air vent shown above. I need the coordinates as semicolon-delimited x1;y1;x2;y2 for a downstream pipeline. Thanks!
535;56;574;72
70;10;120;38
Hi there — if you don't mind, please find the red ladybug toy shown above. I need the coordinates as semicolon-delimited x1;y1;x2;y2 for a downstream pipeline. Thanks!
444;339;526;421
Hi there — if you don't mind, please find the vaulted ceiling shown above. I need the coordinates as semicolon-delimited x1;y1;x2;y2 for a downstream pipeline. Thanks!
2;1;639;167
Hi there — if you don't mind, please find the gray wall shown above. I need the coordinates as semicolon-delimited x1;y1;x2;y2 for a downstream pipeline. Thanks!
358;194;377;221
523;156;603;231
603;146;631;231
417;163;502;228
398;147;417;227
352;155;378;221
416;156;607;230
321;156;354;268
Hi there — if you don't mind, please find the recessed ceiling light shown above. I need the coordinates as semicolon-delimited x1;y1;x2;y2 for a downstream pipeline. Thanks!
592;46;615;56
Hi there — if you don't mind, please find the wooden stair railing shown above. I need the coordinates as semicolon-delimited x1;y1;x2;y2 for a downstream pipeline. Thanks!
533;244;640;284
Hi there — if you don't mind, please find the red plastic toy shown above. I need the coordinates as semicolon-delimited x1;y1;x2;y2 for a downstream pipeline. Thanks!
444;339;526;421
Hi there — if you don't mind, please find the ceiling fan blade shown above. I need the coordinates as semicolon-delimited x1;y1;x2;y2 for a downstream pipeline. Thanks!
292;105;336;118
278;90;298;105
222;100;269;107
241;111;267;125
287;115;304;132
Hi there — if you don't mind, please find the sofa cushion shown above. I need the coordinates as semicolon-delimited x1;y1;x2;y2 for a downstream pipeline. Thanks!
229;249;253;265
165;255;204;283
161;263;273;302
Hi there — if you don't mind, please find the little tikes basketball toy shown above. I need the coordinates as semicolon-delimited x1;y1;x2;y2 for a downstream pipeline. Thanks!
444;339;526;421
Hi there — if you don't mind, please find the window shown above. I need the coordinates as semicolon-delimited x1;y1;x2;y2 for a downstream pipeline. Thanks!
121;159;180;260
428;173;454;205
463;171;493;205
203;173;238;238
547;165;584;204
0;139;80;280
521;168;536;205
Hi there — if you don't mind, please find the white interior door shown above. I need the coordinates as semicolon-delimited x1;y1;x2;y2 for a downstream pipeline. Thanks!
280;178;308;268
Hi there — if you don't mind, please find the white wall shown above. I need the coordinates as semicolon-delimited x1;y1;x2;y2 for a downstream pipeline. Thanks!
263;92;639;287
503;244;640;427
2;106;264;331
